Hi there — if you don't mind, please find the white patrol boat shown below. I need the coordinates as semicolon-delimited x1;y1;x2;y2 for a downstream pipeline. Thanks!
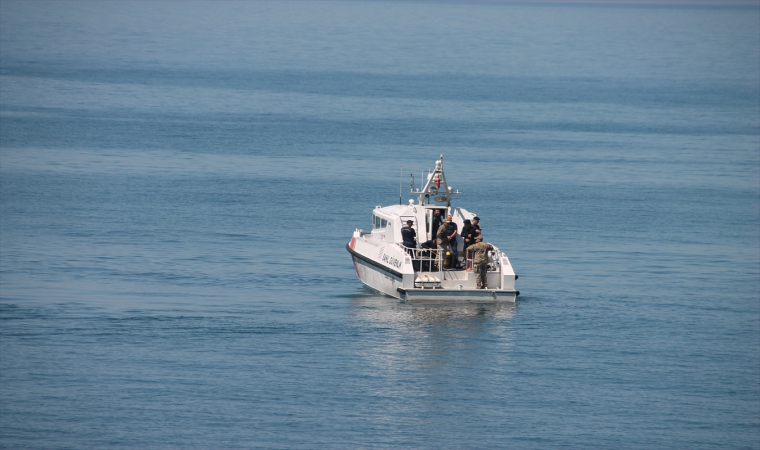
346;156;519;302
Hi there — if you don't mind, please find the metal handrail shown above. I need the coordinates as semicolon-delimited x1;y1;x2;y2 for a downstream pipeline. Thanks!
398;243;500;273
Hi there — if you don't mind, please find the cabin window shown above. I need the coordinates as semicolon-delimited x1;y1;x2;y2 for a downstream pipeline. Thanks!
372;214;388;229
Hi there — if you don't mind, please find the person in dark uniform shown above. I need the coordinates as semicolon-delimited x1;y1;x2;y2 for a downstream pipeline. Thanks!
401;219;418;270
429;209;443;238
401;220;417;248
418;239;436;271
461;219;475;253
471;216;482;239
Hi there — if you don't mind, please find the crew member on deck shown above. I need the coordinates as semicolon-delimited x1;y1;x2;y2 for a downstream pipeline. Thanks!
436;219;450;268
445;215;459;268
468;235;494;289
471;216;482;239
461;219;475;253
429;209;443;238
401;220;417;249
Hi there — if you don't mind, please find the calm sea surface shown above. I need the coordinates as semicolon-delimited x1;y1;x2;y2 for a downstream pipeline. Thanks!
1;1;759;448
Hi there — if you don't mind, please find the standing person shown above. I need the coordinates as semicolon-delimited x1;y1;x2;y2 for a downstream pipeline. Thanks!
445;215;459;268
461;219;474;253
401;220;417;249
435;219;451;269
429;209;443;238
471;216;482;239
468;235;494;289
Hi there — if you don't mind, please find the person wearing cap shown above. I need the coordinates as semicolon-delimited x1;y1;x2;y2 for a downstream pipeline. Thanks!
467;235;494;289
444;215;460;268
401;220;417;249
471;216;482;238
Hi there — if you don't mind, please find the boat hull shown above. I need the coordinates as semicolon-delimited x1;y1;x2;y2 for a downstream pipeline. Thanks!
348;245;518;302
399;288;518;302
350;251;405;300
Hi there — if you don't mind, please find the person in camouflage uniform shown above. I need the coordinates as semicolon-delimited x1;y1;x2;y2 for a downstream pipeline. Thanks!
436;219;451;268
468;235;494;289
444;215;459;268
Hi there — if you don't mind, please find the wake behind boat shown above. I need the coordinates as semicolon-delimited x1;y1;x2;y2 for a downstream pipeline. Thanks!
347;156;519;301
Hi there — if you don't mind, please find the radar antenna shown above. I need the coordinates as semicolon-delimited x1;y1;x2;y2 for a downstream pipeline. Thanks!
410;155;461;207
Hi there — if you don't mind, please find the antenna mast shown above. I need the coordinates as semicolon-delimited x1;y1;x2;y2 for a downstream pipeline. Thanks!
399;166;403;205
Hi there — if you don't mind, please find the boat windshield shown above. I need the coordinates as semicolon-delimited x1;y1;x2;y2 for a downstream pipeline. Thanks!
373;214;388;229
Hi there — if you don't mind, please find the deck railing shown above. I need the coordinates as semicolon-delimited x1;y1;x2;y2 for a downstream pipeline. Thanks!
399;243;499;273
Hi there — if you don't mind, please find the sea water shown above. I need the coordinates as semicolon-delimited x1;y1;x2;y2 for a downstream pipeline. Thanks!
1;1;758;448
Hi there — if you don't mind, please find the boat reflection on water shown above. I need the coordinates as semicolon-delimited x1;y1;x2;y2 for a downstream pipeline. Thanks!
349;293;516;324
347;289;516;377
